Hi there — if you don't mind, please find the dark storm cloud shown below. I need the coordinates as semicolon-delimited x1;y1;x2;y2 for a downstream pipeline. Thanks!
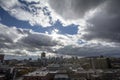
49;0;120;43
0;23;58;50
49;0;105;19
82;0;120;42
57;45;120;57
21;33;58;48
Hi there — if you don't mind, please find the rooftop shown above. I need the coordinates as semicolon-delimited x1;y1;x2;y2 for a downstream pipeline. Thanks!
24;70;48;77
0;75;5;77
54;74;69;78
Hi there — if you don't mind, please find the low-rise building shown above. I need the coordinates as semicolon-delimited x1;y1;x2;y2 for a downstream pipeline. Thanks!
0;75;5;80
54;74;70;80
23;70;49;80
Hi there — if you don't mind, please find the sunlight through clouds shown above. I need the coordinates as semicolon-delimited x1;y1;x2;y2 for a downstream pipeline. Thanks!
1;0;120;57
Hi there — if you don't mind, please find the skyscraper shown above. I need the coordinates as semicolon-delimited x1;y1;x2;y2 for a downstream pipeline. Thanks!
41;52;46;59
41;52;47;66
0;54;4;63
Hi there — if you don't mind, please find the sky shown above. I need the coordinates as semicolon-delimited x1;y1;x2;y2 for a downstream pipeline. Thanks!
0;0;120;58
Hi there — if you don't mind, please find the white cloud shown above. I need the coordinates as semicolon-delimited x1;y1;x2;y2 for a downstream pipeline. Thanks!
0;23;59;55
0;23;120;57
0;0;96;27
0;0;95;28
0;0;54;27
0;23;26;43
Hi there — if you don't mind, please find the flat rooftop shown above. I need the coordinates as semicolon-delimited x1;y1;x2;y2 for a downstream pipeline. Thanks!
54;74;69;78
24;70;48;77
0;75;5;77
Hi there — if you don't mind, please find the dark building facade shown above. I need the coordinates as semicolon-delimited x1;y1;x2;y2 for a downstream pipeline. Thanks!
0;54;4;63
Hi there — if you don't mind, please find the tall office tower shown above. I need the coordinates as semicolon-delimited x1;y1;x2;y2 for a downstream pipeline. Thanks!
41;52;47;66
0;54;4;63
41;52;46;59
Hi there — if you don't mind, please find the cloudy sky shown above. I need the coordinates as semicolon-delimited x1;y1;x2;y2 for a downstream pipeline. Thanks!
0;0;120;58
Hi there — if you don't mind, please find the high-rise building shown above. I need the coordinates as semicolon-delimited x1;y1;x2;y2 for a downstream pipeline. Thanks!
0;54;4;63
41;52;46;59
41;52;47;67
